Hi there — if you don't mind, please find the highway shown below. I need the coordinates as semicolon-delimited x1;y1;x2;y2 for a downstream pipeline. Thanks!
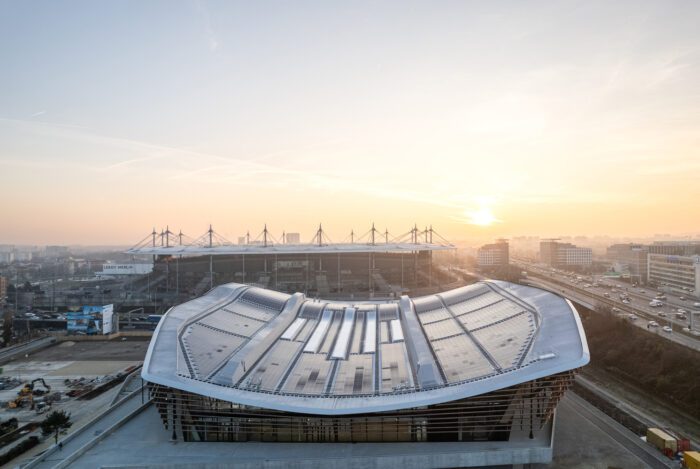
514;262;700;352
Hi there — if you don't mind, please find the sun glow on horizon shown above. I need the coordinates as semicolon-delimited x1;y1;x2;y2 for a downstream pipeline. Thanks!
465;206;498;226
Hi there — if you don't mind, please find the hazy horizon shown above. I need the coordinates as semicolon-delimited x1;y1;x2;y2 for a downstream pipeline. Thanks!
2;1;700;245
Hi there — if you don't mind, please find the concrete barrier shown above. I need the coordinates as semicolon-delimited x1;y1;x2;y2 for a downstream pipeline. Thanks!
0;337;56;365
47;331;153;342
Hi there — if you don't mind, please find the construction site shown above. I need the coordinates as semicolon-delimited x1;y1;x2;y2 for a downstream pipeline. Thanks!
0;337;147;464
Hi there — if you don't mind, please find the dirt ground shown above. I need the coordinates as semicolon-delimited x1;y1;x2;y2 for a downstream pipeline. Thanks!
15;338;150;362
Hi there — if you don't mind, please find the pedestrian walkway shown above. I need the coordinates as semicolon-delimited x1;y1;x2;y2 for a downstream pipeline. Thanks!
24;385;149;469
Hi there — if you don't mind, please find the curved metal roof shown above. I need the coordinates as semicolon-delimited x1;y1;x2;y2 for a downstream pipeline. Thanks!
142;280;589;415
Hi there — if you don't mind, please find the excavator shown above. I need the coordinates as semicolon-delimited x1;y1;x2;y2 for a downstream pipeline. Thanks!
8;378;51;409
8;393;32;409
17;378;51;396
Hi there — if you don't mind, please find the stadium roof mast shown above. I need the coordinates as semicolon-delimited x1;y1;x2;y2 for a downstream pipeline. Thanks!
263;224;269;247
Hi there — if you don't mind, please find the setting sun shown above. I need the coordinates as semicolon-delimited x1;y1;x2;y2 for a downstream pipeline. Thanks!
466;206;497;226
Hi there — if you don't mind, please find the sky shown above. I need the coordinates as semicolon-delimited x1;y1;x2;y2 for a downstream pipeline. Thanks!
1;1;699;245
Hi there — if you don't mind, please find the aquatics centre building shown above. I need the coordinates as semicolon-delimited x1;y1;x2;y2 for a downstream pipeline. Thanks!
142;280;589;467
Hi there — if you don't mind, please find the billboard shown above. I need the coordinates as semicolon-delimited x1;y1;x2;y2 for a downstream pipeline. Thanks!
66;312;91;333
66;305;114;335
102;304;114;334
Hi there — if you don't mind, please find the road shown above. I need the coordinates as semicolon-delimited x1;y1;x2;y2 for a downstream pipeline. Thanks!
561;392;675;469
515;263;700;352
518;261;700;326
527;277;700;352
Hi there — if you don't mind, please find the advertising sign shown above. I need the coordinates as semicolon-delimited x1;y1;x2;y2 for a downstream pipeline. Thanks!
102;304;114;334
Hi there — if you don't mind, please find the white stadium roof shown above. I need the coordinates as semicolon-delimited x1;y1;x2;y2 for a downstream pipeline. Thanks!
127;241;454;256
142;281;589;415
126;224;454;256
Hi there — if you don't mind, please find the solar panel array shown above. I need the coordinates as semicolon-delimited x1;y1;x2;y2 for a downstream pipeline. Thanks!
176;282;540;397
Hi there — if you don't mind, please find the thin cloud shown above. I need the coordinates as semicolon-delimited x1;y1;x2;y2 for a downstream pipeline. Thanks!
193;0;219;51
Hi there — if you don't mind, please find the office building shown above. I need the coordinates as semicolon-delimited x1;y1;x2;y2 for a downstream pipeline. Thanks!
45;245;70;258
648;241;700;256
477;239;509;267
539;240;592;268
0;276;7;299
606;244;649;284
285;232;301;244
648;254;700;297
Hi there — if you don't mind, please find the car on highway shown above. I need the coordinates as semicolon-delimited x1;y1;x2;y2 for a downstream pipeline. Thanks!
648;321;659;328
622;299;631;304
658;312;667;317
662;326;673;333
612;307;621;313
678;308;688;314
649;300;664;307
628;314;638;321
694;302;700;308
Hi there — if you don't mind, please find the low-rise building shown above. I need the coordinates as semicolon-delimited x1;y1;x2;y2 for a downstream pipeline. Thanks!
97;263;154;277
